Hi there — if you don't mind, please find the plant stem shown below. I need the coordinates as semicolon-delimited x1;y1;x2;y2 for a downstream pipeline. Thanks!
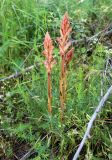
48;72;52;114
63;69;67;102
60;56;65;121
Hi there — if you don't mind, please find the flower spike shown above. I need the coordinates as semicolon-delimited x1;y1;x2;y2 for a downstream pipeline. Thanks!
43;32;56;73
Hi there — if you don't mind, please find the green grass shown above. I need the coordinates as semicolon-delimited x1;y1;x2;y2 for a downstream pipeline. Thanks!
0;0;112;159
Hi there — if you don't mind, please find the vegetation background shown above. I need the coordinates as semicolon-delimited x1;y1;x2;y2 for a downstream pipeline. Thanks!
0;0;112;159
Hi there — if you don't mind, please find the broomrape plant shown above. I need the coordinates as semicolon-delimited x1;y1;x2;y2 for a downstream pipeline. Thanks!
43;32;56;114
57;12;74;120
43;13;74;120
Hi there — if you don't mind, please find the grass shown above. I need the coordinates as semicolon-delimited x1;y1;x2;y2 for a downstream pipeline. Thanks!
0;0;112;159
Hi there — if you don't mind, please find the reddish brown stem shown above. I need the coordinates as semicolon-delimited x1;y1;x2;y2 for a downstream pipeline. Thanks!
60;56;66;121
63;68;67;102
48;72;52;114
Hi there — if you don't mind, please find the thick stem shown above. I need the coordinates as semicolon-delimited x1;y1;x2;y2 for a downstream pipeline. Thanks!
60;56;65;121
48;72;52;114
63;69;67;102
60;78;64;122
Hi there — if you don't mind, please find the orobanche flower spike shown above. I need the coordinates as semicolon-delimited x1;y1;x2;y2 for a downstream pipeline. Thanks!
43;32;56;114
58;12;74;121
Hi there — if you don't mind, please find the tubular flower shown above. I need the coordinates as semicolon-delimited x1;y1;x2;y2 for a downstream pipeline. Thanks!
43;32;56;73
57;12;74;62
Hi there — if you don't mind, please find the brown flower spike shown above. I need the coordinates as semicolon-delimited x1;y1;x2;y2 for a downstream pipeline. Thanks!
43;32;56;114
58;12;74;121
